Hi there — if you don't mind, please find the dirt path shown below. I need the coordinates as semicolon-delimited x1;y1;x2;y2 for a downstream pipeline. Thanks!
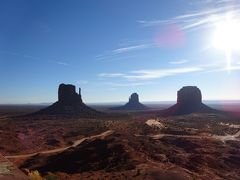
135;130;240;142
142;119;240;142
212;130;240;141
5;130;114;159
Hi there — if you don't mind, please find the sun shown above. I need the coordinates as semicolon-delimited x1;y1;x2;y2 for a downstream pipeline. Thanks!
212;16;240;51
211;14;240;70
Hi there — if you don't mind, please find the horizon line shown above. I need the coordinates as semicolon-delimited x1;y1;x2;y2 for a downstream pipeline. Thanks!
1;99;240;106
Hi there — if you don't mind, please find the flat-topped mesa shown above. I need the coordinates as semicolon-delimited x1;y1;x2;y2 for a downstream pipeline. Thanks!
58;84;82;104
177;86;202;106
161;86;218;116
110;93;148;111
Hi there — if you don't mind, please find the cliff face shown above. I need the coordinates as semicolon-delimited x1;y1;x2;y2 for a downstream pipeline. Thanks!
177;86;202;106
162;86;217;116
35;84;103;117
110;93;148;111
128;93;140;104
58;84;82;104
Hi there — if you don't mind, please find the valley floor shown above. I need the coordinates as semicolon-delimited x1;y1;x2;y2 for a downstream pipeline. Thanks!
0;112;240;179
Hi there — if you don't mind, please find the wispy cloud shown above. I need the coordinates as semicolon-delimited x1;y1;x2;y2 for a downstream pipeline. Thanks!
56;61;68;66
126;67;202;80
1;50;70;66
23;54;41;60
169;59;189;64
225;65;240;71
104;82;152;87
112;44;151;54
0;50;20;56
99;67;202;80
137;1;240;31
206;64;240;73
0;51;40;60
96;42;154;62
99;62;240;82
96;54;139;62
98;73;126;78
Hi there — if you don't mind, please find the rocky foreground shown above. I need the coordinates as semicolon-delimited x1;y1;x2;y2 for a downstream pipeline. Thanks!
6;113;239;180
0;154;27;180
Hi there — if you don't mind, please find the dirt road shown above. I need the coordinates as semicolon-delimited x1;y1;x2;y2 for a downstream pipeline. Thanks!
5;130;114;159
135;130;240;142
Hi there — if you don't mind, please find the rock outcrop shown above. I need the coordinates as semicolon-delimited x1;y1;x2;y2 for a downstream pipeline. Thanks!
162;86;217;116
58;84;82;104
35;84;103;117
0;154;28;180
110;93;148;111
20;132;135;174
177;86;202;106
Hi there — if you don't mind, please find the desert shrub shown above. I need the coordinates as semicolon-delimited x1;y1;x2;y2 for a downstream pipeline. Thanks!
28;170;44;180
45;172;59;180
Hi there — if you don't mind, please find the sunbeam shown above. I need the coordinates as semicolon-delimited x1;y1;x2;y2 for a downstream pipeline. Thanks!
212;13;240;71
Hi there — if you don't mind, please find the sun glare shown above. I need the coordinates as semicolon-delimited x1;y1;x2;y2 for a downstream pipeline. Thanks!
212;14;240;71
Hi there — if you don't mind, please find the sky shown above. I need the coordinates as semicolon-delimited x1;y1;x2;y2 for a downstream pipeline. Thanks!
0;0;240;104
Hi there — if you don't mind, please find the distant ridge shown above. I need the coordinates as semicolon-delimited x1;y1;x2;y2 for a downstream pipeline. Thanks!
110;93;149;111
160;86;219;116
34;84;103;117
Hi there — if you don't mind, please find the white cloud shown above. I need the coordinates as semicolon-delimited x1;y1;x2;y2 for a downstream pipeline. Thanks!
104;82;148;87
96;54;139;62
23;54;40;59
206;64;240;72
169;59;189;64
112;44;151;54
229;65;240;70
56;61;68;66
99;67;202;80
126;67;202;80
98;73;126;78
136;20;173;27
96;42;154;62
0;51;20;56
137;2;240;31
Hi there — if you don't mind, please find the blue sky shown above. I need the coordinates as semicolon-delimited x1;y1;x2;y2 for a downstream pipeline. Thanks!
0;0;240;104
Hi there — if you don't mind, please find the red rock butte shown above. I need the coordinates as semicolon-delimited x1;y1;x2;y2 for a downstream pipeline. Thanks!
110;93;148;110
35;83;103;117
162;86;218;116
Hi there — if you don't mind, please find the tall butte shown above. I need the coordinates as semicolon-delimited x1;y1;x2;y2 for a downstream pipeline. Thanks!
110;93;148;110
162;86;217;116
36;83;103;117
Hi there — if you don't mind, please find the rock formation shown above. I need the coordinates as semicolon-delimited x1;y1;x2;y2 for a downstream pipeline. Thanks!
177;86;202;107
20;132;135;174
58;84;82;104
35;83;103;117
110;93;148;110
162;86;217;116
0;154;28;179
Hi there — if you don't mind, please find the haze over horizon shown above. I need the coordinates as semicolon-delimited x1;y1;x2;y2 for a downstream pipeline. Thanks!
1;0;240;104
